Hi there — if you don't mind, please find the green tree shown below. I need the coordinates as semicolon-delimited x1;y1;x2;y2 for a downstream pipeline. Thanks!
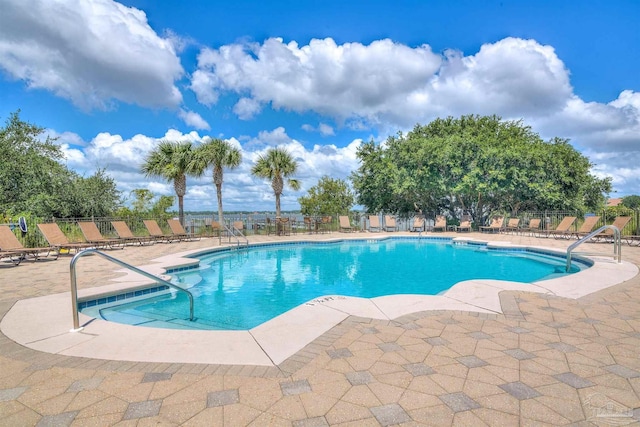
0;111;120;218
298;176;355;216
351;115;611;223
141;140;198;225
251;147;301;217
117;191;174;219
130;189;155;213
622;195;640;209
193;137;242;225
72;169;121;218
151;195;175;217
1;110;69;215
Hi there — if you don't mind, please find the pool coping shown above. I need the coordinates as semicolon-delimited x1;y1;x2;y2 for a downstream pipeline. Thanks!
1;236;637;366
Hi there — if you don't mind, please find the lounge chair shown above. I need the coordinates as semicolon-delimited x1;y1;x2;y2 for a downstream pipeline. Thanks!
264;218;275;235
547;216;577;239
276;217;291;236
455;220;472;232
339;216;354;232
368;215;381;232
77;221;125;249
480;216;504;233
410;217;425;232
569;216;601;239
37;223;93;254
111;221;155;245
384;215;398;232
318;216;331;233
522;218;541;236
207;220;223;237
143;219;180;243
0;225;57;261
303;217;315;234
233;221;245;233
503;218;520;234
167;219;200;241
625;235;640;246
597;216;632;242
432;215;447;232
0;248;26;266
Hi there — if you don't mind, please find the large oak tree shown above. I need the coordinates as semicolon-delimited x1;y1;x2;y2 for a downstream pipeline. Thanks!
351;115;611;224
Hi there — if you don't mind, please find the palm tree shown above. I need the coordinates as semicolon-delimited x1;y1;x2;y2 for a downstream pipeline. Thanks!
251;147;301;217
141;140;198;225
193;137;242;225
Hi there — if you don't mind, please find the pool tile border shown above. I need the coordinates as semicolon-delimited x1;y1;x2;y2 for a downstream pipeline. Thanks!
78;285;170;310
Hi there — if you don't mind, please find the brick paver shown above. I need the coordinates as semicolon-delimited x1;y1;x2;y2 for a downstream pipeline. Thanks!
1;231;639;425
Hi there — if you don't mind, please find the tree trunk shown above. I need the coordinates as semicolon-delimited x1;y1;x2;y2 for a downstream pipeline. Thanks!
174;174;187;225
178;195;184;225
476;199;484;226
216;183;224;225
214;165;224;224
272;175;284;218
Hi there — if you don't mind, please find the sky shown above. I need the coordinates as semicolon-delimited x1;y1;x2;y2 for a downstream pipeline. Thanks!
1;0;639;213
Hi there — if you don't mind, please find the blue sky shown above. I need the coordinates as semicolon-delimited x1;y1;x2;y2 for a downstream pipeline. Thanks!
1;0;639;212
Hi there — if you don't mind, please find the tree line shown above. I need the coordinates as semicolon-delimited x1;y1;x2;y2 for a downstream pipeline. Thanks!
0;111;120;219
2;111;629;227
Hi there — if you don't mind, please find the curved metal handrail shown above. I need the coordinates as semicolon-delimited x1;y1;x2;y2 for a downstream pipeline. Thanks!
69;248;194;331
223;224;249;247
566;225;621;272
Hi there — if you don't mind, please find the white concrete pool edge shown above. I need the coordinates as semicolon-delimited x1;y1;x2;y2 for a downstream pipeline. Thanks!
1;237;637;366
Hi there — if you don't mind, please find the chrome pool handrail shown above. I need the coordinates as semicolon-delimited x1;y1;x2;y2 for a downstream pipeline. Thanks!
69;248;195;331
566;225;621;272
223;224;249;247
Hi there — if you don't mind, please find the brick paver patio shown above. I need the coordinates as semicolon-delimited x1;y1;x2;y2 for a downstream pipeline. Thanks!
1;231;639;426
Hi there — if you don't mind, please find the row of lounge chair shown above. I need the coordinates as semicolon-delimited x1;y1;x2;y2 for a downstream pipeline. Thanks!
338;215;414;233
350;214;636;241
494;215;633;241
0;219;200;265
359;215;467;233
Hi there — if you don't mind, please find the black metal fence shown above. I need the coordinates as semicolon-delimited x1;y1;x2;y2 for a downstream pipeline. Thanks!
496;209;640;236
2;208;639;248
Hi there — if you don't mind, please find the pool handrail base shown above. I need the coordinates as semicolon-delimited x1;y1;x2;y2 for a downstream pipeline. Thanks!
70;249;195;330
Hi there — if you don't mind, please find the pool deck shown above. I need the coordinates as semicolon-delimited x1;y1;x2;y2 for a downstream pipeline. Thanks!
1;231;640;425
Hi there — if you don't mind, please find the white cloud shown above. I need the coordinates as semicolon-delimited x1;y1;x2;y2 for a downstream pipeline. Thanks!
233;97;262;120
302;123;335;136
610;90;640;111
587;150;640;197
190;36;575;128
178;109;210;130
0;0;183;110
188;36;640;196
318;123;335;136
429;38;572;118
191;37;441;125
527;91;640;159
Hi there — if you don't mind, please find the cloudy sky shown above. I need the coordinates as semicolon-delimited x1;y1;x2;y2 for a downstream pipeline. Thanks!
1;0;638;212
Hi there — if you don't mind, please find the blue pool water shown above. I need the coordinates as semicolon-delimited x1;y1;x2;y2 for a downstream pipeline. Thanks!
84;238;587;330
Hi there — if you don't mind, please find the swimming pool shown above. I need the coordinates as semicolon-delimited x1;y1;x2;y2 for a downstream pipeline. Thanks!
80;238;589;330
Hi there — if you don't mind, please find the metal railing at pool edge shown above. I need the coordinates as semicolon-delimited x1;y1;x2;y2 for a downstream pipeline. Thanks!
69;248;195;331
223;224;249;247
566;225;621;273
